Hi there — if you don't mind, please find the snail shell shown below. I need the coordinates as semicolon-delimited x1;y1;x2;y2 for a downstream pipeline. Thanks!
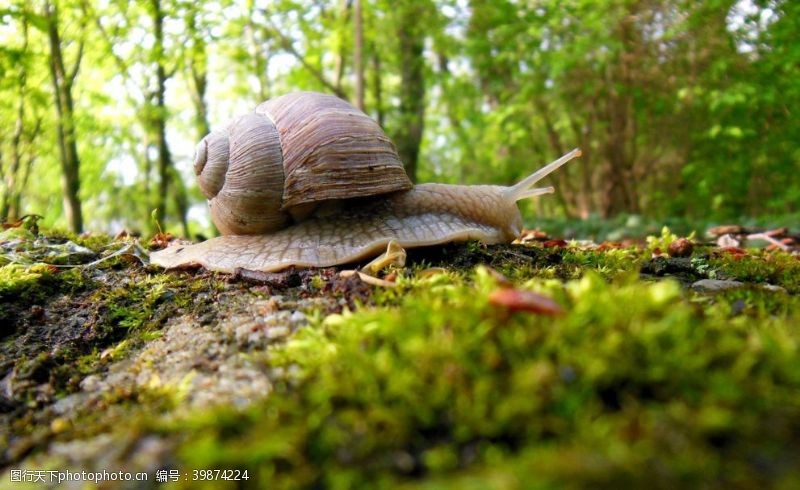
194;92;412;234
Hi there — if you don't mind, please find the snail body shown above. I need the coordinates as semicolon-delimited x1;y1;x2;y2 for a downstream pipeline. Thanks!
151;92;580;273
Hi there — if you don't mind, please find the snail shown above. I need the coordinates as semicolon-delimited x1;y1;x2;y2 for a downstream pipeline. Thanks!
150;92;580;273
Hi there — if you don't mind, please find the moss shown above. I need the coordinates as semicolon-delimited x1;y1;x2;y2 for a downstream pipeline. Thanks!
709;251;800;293
560;247;642;280
0;234;226;463
156;268;800;489
0;265;86;301
4;232;800;486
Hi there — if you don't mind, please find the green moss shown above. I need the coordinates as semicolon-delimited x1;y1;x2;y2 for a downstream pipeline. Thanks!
560;247;642;280
709;251;800;293
0;264;88;314
5;233;799;485
160;268;800;489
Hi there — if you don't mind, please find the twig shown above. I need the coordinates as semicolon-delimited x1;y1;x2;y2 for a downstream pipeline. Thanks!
746;233;791;252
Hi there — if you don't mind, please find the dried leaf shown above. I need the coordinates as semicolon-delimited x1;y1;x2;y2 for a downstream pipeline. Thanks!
340;270;397;288
484;266;512;288
417;267;448;278
542;239;568;248
149;232;175;250
596;241;624;251
488;288;564;316
708;225;746;237
515;229;550;244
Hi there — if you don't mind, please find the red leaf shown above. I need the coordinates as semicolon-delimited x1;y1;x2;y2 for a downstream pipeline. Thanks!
542;239;568;248
488;288;564;316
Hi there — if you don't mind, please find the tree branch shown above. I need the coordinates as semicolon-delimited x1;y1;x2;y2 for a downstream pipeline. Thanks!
263;13;346;98
67;40;83;87
82;0;143;97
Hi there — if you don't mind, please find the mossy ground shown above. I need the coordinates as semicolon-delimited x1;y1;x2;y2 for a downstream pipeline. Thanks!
1;228;799;488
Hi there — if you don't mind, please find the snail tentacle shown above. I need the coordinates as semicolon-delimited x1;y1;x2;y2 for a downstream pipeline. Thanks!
505;148;582;203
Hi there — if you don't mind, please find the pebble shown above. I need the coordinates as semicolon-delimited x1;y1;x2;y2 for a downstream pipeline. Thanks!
691;279;744;292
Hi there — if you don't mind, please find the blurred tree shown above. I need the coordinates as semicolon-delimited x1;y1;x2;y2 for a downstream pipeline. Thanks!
391;0;433;182
88;0;188;235
0;11;43;223
180;0;211;140
1;0;797;233
43;0;84;232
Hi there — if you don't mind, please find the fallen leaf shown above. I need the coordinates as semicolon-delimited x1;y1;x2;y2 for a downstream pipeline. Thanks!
484;266;513;288
708;225;746;237
516;229;550;243
716;234;741;248
149;232;175;250
339;270;397;288
596;241;624;251
716;247;748;261
417;267;448;278
488;288;564;316
542;239;568;248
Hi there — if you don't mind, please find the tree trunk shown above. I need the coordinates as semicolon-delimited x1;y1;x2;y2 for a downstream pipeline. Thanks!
394;2;426;182
600;12;639;217
45;0;83;233
150;0;188;236
370;43;384;126
245;2;270;101
3;100;25;222
186;6;210;140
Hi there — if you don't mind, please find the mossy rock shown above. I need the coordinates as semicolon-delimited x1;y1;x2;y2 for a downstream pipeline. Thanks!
1;229;799;488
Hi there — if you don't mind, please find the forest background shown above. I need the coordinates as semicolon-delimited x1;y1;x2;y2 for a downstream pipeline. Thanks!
0;0;797;238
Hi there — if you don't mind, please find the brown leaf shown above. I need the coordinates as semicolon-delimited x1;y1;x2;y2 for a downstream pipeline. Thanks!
708;225;746;237
716;247;748;260
1;220;24;230
542;239;568;248
484;266;513;288
720;246;747;256
2;214;43;234
488;288;564;316
596;241;624;251
149;232;174;250
517;229;550;243
339;270;397;288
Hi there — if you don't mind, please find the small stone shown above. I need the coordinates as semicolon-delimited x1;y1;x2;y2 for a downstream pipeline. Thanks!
762;284;787;293
668;238;694;257
691;279;744;292
29;305;45;320
289;310;307;326
267;326;290;339
80;374;104;392
50;417;70;433
717;234;741;248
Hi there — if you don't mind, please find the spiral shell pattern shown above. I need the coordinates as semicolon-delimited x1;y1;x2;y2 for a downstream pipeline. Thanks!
193;91;412;235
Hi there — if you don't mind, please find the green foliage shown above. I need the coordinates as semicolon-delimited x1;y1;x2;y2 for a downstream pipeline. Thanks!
2;0;799;233
164;267;800;488
646;226;695;253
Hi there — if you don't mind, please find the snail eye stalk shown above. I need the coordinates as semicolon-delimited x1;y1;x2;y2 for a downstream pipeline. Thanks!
505;148;582;203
